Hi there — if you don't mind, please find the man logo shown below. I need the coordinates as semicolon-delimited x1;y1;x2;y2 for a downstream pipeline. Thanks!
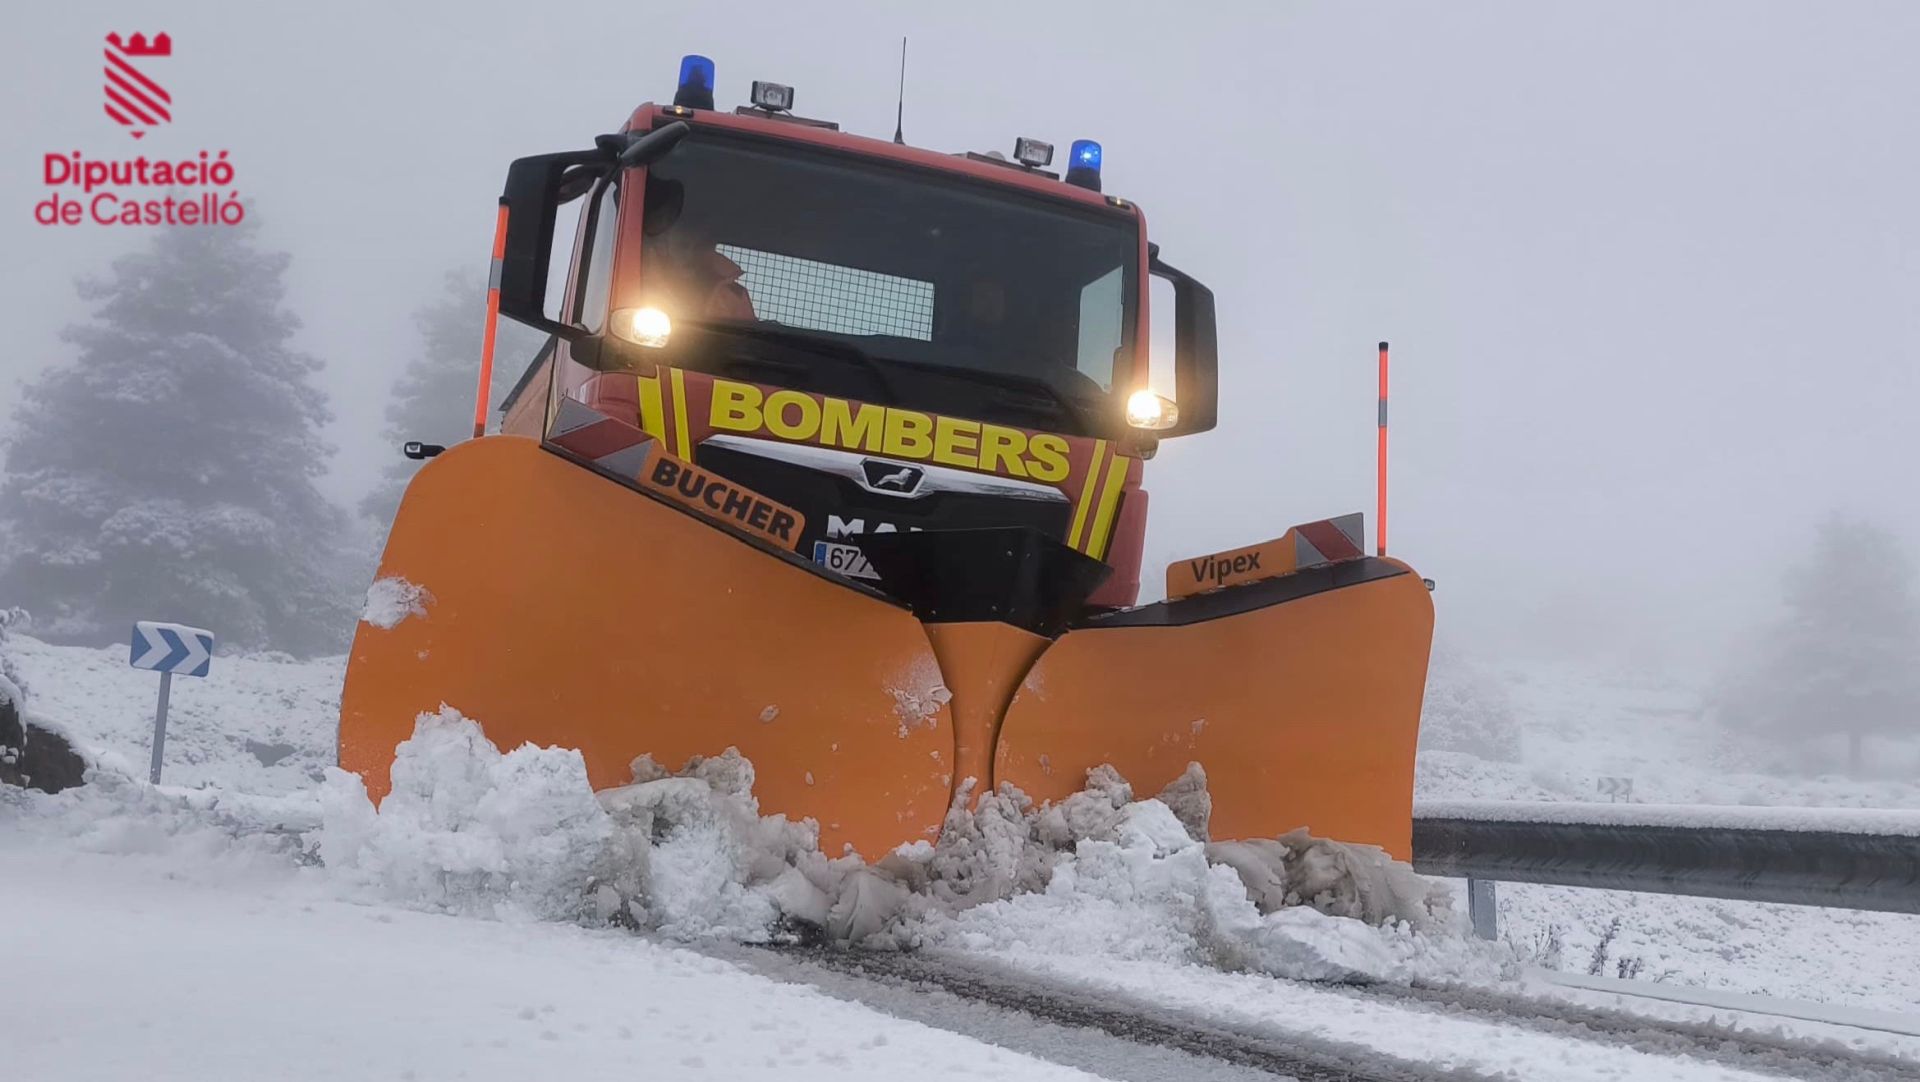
859;459;925;497
104;32;172;139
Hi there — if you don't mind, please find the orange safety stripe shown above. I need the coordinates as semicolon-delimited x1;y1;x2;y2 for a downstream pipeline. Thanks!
473;201;510;439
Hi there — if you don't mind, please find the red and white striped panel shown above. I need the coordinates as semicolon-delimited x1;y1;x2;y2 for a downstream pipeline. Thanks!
1292;512;1365;568
547;397;655;480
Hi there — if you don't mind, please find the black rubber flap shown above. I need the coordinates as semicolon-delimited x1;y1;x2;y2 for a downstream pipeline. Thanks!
1079;557;1407;629
859;526;1112;636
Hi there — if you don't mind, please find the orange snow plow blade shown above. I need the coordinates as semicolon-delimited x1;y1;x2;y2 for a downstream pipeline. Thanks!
343;440;1433;860
338;436;956;858
995;559;1434;859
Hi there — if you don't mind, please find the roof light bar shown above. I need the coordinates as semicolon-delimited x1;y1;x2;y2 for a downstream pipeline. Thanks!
675;54;715;110
1013;137;1054;168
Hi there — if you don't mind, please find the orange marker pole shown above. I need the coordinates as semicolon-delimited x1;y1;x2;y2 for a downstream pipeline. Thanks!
473;200;510;439
1376;341;1389;557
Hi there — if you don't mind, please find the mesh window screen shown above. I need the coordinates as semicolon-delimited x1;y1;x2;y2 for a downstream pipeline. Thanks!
719;244;935;340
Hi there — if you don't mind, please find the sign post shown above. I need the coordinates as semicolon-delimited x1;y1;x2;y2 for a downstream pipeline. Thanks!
128;621;214;784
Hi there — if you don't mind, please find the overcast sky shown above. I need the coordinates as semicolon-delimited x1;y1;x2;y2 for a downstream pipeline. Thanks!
5;1;1917;672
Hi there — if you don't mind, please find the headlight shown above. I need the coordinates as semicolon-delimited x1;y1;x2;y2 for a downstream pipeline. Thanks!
1125;389;1179;431
613;306;672;348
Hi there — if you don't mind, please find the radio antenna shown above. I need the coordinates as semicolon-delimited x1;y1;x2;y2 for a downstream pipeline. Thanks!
892;37;908;144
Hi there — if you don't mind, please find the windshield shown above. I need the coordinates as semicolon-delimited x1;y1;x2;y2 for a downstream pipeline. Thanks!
635;131;1139;402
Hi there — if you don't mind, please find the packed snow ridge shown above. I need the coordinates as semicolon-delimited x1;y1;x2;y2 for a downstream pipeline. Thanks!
316;711;1484;984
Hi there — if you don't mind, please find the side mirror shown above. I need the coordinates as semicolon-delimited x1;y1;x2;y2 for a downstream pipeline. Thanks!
496;148;611;340
1147;253;1219;436
495;122;691;342
402;441;446;460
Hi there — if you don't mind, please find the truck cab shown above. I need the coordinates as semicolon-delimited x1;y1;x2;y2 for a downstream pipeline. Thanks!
496;55;1219;608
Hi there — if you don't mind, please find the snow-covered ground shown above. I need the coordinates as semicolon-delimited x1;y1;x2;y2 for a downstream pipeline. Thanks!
9;634;341;794
1416;648;1920;1016
5;631;1919;1077
1417;653;1920;810
0;831;1101;1081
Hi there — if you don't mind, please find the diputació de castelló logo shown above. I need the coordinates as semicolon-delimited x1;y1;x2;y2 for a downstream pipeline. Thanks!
104;31;173;138
35;31;247;227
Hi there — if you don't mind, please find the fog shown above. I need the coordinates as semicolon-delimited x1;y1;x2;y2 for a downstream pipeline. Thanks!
5;0;1917;672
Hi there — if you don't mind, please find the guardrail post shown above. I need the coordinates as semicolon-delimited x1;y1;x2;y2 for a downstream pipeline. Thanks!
1467;877;1499;940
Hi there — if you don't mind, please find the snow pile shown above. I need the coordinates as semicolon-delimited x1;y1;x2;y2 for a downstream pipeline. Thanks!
315;716;862;942
591;753;1475;983
318;708;610;921
360;577;430;629
589;748;837;940
898;768;1478;985
587;749;1469;982
307;714;1472;982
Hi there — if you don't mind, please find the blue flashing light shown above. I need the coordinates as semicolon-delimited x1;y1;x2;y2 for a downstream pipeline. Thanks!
1065;139;1103;191
675;54;716;110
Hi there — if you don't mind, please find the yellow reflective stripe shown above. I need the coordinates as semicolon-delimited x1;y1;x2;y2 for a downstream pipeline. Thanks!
668;367;692;459
1086;451;1132;559
1067;439;1108;550
637;375;666;440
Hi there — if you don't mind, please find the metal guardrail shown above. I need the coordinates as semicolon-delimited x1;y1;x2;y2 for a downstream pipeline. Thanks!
1410;805;1920;939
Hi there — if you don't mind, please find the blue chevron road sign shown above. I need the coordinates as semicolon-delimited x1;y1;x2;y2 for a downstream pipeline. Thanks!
129;620;215;784
129;621;214;678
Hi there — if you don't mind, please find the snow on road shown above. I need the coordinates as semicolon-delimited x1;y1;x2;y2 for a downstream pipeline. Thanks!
875;951;1847;1082
0;835;1098;1082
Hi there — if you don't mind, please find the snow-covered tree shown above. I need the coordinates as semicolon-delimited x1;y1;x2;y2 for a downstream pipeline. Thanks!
0;225;355;656
1717;515;1920;776
359;270;547;525
0;606;28;708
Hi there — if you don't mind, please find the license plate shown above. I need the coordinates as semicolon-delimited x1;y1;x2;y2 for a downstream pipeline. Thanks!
812;540;880;581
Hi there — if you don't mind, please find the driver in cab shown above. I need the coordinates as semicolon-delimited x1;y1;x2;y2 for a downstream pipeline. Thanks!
644;177;756;322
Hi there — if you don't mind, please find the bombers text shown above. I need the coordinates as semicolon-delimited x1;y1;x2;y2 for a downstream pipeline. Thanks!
708;378;1071;482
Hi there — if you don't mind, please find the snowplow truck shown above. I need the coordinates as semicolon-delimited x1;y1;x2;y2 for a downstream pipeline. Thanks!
341;56;1435;859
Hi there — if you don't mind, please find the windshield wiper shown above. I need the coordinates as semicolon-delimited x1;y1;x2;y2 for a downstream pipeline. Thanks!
937;366;1099;434
690;321;901;406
